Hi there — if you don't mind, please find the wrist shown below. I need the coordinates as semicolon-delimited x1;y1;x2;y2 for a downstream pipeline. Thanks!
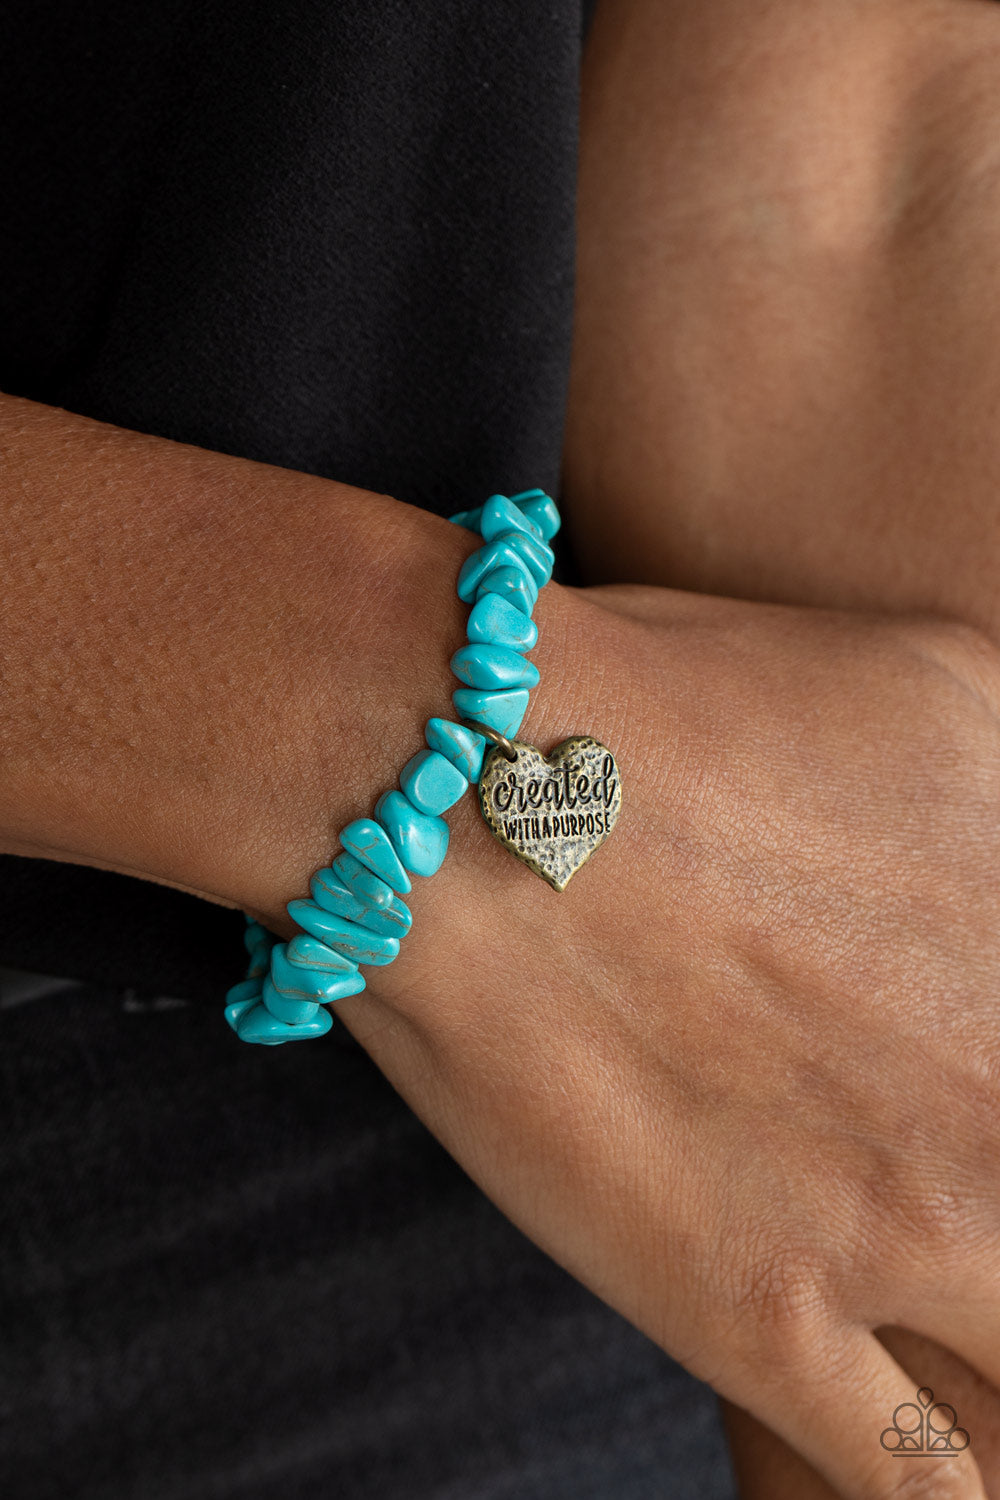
219;501;482;930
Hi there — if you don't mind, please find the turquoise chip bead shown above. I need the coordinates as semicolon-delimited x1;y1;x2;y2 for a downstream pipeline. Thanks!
242;920;271;956
310;866;413;939
285;932;360;975
511;491;561;541
331;850;393;909
227;975;264;1007
374;789;449;876
262;972;320;1025
474;564;536;617
236;998;333;1045
457;536;538;605
466;592;537;652
225;995;259;1032
448;506;483;532
272;939;366;1003
451;687;530;740
225;978;262;1032
425;717;486;782
399;748;469;815
451;642;539;692
242;921;274;979
339;817;411;896
287;899;401;966
479;493;542;543
504;529;554;587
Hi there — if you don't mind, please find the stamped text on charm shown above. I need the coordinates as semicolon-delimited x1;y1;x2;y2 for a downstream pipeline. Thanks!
478;736;622;891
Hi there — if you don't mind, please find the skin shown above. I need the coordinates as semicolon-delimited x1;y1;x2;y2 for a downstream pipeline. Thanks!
563;0;1000;1492
5;2;1000;1496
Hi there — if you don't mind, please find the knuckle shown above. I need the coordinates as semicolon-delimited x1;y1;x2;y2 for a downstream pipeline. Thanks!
730;1238;829;1359
892;1182;969;1249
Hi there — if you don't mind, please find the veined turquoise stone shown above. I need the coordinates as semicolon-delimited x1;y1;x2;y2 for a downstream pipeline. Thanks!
374;789;449;876
285;932;360;975
236;998;333;1045
425;717;486;782
474;564;536;617
311;866;413;938
225;979;262;1032
331;850;393;909
448;506;483;533
262;972;320;1025
457;537;538;605
399;748;469;815
339;817;411;895
451;642;539;692
466;592;537;652
511;491;561;541
451;687;529;740
287;898;401;966
504;529;554;587
480;493;542;543
271;939;366;1004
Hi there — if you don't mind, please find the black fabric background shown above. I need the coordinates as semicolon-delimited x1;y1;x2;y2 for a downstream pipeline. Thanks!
0;1;585;1001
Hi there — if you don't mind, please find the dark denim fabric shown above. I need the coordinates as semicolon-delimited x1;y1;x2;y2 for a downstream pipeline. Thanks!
0;980;736;1500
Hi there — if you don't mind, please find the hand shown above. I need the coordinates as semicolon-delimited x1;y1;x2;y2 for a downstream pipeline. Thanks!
725;1322;1000;1500
557;4;1000;1489
304;578;1000;1500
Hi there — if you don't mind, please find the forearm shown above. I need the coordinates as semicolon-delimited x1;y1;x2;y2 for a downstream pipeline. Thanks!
0;393;475;916
566;0;1000;640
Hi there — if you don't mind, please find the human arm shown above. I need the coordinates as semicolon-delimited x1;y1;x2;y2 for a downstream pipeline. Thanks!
0;391;476;916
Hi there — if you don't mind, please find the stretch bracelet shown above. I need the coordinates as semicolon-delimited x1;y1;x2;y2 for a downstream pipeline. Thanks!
224;488;622;1046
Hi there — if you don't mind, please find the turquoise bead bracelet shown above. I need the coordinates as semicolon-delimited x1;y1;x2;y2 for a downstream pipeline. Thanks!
224;487;622;1046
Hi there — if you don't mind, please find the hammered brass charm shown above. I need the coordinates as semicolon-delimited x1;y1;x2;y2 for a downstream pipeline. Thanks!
477;735;622;891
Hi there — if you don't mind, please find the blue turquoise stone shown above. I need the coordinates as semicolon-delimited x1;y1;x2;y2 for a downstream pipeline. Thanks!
511;491;561;541
225;978;262;1032
271;939;366;1003
504;529;554;587
425;717;486;782
287;898;401;965
285;932;359;975
227;976;264;1007
242;920;273;979
246;950;270;980
451;642;539;692
457;537;538;605
236;998;333;1045
374;789;449;876
330;850;393;909
466;592;537;652
480;493;542;543
242;919;271;956
451;687;529;740
262;972;320;1025
399;748;469;815
448;506;483;533
474;564;536;617
310;866;413;939
339;817;411;896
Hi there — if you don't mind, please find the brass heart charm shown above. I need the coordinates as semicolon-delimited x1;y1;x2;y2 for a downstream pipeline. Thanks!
477;735;622;891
